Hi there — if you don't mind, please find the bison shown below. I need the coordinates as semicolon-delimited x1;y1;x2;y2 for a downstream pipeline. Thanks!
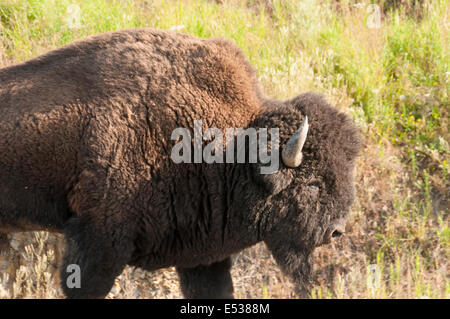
0;28;361;298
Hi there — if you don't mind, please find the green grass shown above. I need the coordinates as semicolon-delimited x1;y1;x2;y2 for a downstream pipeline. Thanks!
0;0;448;298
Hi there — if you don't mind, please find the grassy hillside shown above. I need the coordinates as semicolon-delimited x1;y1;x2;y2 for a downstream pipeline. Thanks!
0;0;448;298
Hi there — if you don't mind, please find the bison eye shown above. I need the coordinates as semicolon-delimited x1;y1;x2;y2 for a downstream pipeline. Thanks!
332;230;343;238
306;185;319;199
307;179;321;189
306;179;321;198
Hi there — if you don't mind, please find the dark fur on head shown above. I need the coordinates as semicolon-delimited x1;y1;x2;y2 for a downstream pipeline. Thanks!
248;92;362;294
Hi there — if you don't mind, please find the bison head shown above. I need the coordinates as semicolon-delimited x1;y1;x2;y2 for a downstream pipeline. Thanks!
252;92;362;297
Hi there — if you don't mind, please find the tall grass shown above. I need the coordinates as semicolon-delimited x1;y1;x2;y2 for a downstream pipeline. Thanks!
0;0;448;298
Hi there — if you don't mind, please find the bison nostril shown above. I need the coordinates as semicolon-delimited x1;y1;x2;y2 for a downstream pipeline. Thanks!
332;230;343;238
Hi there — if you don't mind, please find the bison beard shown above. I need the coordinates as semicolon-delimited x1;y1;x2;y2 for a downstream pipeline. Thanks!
265;238;314;298
0;28;362;298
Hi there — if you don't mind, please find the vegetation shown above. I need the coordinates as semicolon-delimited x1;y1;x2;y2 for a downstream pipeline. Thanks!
0;0;448;298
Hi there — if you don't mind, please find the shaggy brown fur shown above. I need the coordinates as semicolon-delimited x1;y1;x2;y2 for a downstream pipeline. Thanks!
0;28;361;298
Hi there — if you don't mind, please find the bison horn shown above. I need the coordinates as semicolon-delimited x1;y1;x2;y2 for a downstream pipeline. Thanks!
281;116;309;168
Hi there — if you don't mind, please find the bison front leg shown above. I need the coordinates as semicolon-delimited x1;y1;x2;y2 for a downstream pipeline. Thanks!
61;165;135;298
177;258;234;299
60;217;133;299
265;238;314;298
